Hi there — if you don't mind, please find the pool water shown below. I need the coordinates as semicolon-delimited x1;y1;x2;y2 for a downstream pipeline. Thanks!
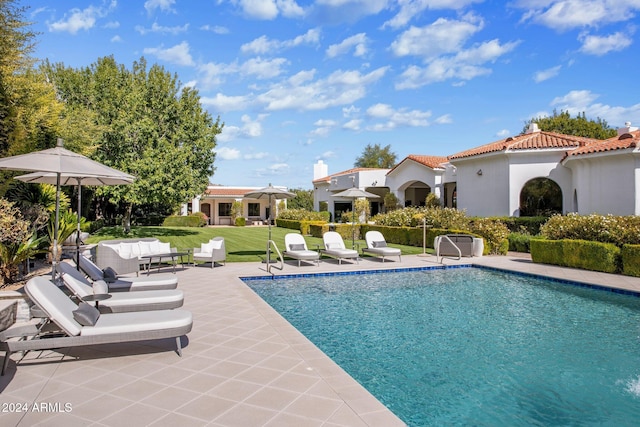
245;268;640;426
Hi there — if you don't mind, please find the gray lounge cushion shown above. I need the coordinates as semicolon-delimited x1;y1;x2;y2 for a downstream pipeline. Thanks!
372;241;387;248
289;244;305;251
72;302;100;326
102;267;118;282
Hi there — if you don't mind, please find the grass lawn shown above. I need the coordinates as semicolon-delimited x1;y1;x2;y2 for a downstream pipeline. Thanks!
87;226;431;263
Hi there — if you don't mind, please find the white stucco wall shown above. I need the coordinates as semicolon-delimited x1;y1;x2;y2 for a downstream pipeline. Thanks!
565;151;640;215
451;155;510;216
507;151;573;216
386;160;443;206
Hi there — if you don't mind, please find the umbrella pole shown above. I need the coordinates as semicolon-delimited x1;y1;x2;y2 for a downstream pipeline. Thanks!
52;173;61;281
76;179;82;270
351;199;356;249
267;195;272;264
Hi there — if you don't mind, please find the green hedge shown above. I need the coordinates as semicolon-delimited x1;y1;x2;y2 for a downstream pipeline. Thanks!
276;219;327;234
235;217;246;227
622;245;640;277
530;238;621;273
162;214;207;227
508;233;532;252
488;216;548;234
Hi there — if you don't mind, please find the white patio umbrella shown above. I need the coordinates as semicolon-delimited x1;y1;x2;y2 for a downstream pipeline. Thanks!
16;171;134;269
243;184;295;263
332;187;379;249
0;138;133;277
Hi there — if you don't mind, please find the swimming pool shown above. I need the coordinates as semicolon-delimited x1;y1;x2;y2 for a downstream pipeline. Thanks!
245;267;640;426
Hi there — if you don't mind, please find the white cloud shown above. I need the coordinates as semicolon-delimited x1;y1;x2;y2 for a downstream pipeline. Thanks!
515;0;640;31
200;24;230;34
549;90;640;127
343;119;362;130
196;57;288;89
233;0;305;20
240;57;289;79
110;35;123;43
326;33;368;58
384;0;483;29
201;93;252;112
216;146;241;160
435;114;452;124
579;31;633;55
135;22;189;35
48;1;117;34
103;21;120;29
244;151;269;159
215;114;266;142
390;15;484;59
310;119;338;136
342;105;360;117
396;39;520;89
312;0;388;23
143;41;194;66
241;28;320;54
257;66;389;111
365;103;433;130
533;65;561;82
316;150;337;160
496;129;510;138
144;0;176;13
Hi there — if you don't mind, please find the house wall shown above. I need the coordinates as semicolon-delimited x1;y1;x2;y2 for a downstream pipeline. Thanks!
451;155;510;216
386;160;443;207
565;151;640;215
507;151;573;216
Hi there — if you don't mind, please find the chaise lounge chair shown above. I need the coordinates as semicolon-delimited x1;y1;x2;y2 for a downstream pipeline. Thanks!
283;233;320;266
77;255;178;291
321;231;359;264
1;276;192;375
58;263;184;313
361;231;402;263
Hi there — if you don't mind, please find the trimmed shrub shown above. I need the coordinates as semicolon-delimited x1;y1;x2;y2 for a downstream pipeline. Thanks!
162;214;206;227
235;217;246;227
275;219;299;230
622;245;640;277
508;232;532;252
540;213;640;246
488;216;548;234
469;218;509;255
531;238;620;273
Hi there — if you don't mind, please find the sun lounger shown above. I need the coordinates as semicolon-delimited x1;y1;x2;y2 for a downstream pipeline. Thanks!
1;276;192;375
58;263;184;313
361;231;402;263
321;231;359;264
283;233;320;266
77;255;177;291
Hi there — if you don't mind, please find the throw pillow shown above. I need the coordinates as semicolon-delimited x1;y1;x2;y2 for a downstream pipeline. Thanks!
102;267;118;283
372;241;387;248
289;244;305;251
72;302;100;326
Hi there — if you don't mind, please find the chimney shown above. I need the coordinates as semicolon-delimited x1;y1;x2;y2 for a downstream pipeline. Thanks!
314;160;328;180
525;123;540;134
618;121;639;136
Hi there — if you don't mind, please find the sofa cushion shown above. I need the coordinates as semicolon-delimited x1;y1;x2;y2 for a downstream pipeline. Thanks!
138;241;153;256
372;240;387;248
289;244;305;251
158;242;171;253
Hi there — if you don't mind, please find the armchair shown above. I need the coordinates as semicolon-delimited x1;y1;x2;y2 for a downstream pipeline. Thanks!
193;237;226;268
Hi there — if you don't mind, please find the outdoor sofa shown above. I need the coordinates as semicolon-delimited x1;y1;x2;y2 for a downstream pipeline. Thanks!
96;238;177;275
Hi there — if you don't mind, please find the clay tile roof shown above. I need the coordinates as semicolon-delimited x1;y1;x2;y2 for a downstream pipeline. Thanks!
568;130;640;157
204;187;255;197
387;155;448;175
448;131;601;160
312;167;385;184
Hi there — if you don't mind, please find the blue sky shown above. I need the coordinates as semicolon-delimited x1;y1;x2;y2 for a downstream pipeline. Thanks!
21;0;640;189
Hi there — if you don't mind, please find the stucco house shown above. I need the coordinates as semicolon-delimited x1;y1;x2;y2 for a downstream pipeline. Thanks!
183;185;290;225
312;122;640;218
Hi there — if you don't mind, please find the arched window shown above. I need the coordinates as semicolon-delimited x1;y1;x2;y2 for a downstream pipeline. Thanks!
519;178;562;216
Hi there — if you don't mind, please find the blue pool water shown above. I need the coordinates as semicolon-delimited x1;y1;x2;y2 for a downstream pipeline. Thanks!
245;267;640;426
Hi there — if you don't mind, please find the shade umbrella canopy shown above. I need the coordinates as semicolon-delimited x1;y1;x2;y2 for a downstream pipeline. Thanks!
332;187;379;249
0;138;132;277
243;184;295;263
16;170;135;269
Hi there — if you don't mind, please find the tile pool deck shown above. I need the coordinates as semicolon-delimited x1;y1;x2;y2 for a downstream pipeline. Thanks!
3;253;640;426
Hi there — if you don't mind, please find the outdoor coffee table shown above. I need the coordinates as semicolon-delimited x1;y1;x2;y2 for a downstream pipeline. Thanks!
142;252;189;275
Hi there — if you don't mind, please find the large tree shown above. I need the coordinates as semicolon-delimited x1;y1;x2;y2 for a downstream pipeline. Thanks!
524;110;617;139
354;143;397;168
0;1;63;195
43;56;223;227
287;188;314;211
